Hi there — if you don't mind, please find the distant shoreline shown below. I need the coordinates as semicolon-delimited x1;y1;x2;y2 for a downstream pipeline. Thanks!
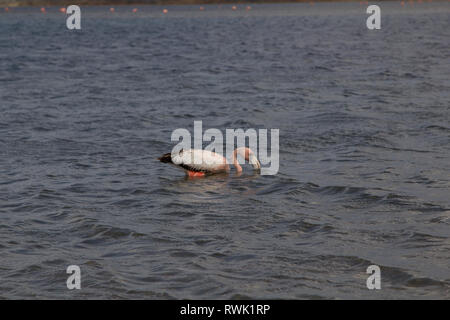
0;0;399;8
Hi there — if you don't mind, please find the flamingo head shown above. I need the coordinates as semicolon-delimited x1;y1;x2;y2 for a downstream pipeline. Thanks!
235;147;261;170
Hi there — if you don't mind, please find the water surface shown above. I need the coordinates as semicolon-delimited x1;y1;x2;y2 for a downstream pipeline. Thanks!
0;3;449;299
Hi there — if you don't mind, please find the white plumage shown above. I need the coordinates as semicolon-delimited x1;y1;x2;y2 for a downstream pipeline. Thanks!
171;149;229;173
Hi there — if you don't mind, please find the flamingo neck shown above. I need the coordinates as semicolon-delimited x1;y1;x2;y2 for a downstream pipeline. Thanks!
232;149;243;173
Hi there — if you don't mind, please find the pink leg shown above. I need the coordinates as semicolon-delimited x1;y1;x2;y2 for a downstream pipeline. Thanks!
187;171;205;177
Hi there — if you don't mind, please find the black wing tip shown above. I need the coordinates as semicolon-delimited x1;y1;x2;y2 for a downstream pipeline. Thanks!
158;153;172;163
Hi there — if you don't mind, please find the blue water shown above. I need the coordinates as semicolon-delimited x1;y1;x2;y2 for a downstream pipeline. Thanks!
0;2;449;299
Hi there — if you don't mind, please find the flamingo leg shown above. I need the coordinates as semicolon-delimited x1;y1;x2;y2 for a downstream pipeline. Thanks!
187;171;205;177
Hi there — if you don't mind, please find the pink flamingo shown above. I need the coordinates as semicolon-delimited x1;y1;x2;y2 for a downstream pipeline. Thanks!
158;147;261;177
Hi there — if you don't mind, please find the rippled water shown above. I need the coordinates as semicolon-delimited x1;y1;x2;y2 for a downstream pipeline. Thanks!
0;3;449;299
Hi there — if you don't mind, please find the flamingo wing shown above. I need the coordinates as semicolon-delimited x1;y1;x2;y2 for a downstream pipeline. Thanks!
171;149;228;174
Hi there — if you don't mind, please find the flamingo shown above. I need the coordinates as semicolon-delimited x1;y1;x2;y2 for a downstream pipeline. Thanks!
158;147;261;177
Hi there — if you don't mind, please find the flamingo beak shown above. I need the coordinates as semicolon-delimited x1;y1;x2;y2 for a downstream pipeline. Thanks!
249;154;261;170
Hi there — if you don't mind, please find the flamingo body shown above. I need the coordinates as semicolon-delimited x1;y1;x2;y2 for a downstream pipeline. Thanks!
158;148;260;176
